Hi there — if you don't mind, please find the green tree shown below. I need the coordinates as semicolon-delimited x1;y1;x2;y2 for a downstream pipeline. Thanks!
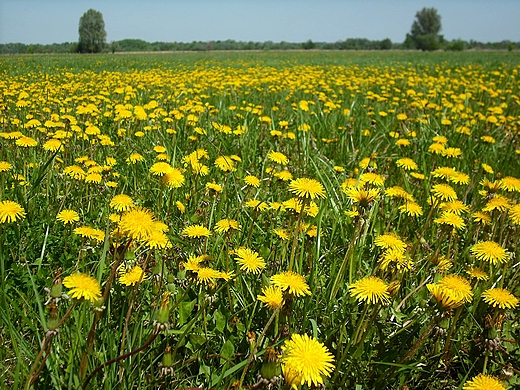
78;9;107;53
409;7;442;51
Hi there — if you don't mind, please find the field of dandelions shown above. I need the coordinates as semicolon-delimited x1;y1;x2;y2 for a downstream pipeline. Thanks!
1;51;520;390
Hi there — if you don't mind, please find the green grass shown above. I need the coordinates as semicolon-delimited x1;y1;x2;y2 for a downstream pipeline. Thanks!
0;51;519;389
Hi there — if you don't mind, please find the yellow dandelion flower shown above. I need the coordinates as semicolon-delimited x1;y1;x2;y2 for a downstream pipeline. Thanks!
465;267;489;281
482;195;512;212
359;172;386;187
398;201;423;216
463;373;506;390
508;204;520;225
161;168;185;189
482;288;519;309
206;182;223;193
431;183;457;201
214;218;240;233
470;241;508;265
246;199;269;211
396;158;418;171
273;228;290;240
214;156;236;172
441;147;462;158
257;285;284;309
344;187;380;207
118;207;157;241
119;265;146;286
182;224;211;238
374;233;406;252
481;163;494;174
429;143;445;154
74;226;105;243
271;271;311;297
288;178;326;199
109;194;135;212
16;136;38;147
434;211;466;230
472;211;491;226
62;273;101;302
234;247;266;274
427;274;473;309
56;209;79;224
500;176;520;192
440;200;470;215
274;170;293;181
244;175;261;188
43;138;63;152
0;200;26;223
349;276;390;304
0;161;12;172
281;334;334;388
127;153;145;164
195;267;222;285
150;162;173;176
63;165;86;180
267;151;289;165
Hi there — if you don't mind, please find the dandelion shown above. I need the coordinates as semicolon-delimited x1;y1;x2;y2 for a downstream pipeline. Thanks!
214;218;240;233
64;165;86;180
398;201;423;216
182;224;211;238
385;186;414;201
396;158;418;171
0;200;26;223
274;170;293;181
162;168;185;188
119;265;146;286
206;182;223;193
482;288;519;309
427;274;473;309
344;187;380;208
62;273;101;302
214;156;236;172
118;207;157;241
440;200;470;215
0;161;12;172
482;195;512;212
267;151;289;165
244;175;261;187
245;199;269;211
472;211;491;226
374;233;406;252
273;228;290;240
288;178;326;199
500;176;520;192
271;271;311;297
281;334;335;388
150;162;173;176
43;138;62;152
234;247;266;274
508;204;520;225
257;285;284;309
74;226;105;243
195;267;222;286
56;209;79;224
431;184;457;201
109;194;135;212
16;136;38;147
349;276;390;304
434;212;466;230
470;241;508;265
359;172;386;187
127;153;145;164
462;373;506;390
465;267;489;280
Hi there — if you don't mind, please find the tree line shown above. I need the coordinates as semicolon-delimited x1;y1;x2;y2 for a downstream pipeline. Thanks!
1;7;518;55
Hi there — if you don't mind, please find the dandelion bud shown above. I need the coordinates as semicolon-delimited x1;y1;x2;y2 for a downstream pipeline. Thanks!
260;347;281;380
47;303;59;331
154;292;171;330
162;346;173;368
50;278;63;298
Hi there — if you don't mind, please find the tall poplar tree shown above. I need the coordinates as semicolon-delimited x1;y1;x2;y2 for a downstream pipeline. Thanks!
78;9;107;53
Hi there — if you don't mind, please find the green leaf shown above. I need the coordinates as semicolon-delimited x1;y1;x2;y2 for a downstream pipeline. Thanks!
178;299;196;326
220;340;235;364
214;309;226;333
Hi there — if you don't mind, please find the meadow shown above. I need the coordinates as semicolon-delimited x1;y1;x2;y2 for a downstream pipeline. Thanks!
1;50;520;389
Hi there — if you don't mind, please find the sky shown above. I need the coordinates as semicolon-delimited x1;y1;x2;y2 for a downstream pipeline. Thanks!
0;0;519;45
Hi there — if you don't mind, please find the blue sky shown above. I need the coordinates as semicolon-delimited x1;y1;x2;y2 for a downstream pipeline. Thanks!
0;0;518;45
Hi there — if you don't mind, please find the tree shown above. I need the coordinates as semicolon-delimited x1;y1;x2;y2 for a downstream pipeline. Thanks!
78;9;107;53
409;7;442;51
